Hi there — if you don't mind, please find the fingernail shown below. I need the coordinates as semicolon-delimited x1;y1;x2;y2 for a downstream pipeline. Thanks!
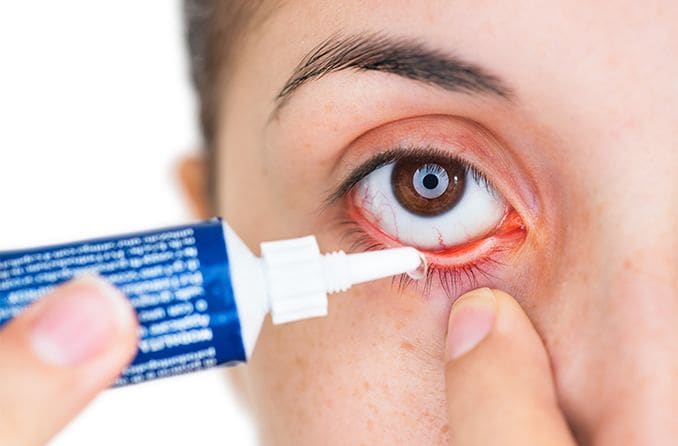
30;277;133;367
446;287;497;361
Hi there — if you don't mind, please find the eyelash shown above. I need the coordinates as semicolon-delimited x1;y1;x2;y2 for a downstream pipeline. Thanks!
328;146;511;298
325;146;494;206
335;217;509;298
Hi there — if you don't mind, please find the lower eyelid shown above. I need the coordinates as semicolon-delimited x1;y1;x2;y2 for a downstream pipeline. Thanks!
424;210;526;265
338;207;526;300
346;201;526;270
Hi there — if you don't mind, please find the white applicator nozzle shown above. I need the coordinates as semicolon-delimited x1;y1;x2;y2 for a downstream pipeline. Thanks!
320;247;428;293
260;235;428;324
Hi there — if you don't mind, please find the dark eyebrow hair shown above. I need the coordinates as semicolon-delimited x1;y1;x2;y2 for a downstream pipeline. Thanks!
274;33;513;113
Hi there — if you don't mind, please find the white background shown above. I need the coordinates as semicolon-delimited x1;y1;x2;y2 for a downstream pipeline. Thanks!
0;1;257;444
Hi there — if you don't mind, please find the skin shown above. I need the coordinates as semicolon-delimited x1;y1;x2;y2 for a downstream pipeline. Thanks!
183;0;677;444
1;1;675;445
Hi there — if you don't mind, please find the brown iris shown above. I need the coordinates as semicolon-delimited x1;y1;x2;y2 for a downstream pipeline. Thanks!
391;156;466;216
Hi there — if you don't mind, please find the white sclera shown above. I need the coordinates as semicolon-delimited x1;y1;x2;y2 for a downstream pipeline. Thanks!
354;163;506;250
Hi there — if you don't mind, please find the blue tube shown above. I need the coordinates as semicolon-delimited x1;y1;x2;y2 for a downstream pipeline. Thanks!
0;218;246;386
0;218;424;387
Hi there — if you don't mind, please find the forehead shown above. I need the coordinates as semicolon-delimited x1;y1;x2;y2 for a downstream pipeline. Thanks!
251;0;673;87
259;0;669;44
243;0;676;124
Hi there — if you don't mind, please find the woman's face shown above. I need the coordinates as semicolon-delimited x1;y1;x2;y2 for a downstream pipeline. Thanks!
194;1;677;444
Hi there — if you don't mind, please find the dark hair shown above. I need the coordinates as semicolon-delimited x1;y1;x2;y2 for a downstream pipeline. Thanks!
183;0;266;144
183;0;265;202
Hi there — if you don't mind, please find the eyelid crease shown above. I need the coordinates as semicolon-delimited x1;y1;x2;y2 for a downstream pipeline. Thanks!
323;145;492;208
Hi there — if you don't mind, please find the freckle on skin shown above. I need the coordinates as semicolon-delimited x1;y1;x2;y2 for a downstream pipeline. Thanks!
440;424;449;434
363;381;370;391
366;419;374;431
294;355;306;367
400;341;416;352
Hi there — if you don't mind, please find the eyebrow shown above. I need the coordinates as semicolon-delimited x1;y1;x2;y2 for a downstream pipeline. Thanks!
274;33;513;114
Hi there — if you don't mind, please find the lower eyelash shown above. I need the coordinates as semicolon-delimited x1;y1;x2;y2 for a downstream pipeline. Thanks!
336;217;507;299
395;258;503;299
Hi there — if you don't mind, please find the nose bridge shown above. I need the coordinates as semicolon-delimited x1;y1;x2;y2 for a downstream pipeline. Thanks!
592;103;677;336
592;198;678;444
572;270;678;445
527;7;678;441
599;149;676;315
547;108;678;443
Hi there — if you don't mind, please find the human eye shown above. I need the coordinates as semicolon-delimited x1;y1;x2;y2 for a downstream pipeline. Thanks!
352;148;506;250
327;116;528;297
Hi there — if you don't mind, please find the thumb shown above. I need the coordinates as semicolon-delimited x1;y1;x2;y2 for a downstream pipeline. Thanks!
0;277;138;446
444;288;575;446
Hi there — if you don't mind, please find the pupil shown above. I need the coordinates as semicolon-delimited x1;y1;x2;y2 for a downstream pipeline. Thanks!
422;174;439;190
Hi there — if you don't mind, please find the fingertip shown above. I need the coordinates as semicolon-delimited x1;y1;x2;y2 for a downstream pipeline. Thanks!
29;276;138;367
76;276;140;362
485;288;544;348
72;276;138;334
445;287;497;361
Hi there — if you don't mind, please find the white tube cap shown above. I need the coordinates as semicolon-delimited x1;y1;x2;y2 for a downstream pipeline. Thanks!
261;236;328;324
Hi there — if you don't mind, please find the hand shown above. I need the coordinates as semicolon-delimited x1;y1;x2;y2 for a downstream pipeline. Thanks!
0;277;138;445
443;287;576;445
